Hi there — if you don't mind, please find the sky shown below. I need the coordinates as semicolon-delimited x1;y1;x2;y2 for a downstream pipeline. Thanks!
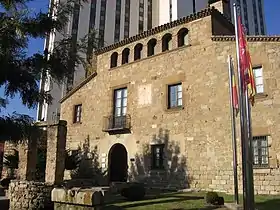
0;0;280;119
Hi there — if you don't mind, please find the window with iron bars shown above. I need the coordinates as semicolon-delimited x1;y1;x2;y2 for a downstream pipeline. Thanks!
73;104;82;123
252;136;269;167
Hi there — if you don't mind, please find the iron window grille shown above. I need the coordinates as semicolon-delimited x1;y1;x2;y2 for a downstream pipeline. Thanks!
252;136;269;168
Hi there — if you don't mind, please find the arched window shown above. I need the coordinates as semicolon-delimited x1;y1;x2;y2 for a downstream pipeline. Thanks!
177;28;189;47
110;52;118;68
122;48;130;64
162;33;172;52
134;43;143;61
147;38;157;57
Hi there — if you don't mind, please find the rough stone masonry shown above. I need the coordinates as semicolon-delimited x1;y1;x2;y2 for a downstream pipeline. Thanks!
59;1;280;195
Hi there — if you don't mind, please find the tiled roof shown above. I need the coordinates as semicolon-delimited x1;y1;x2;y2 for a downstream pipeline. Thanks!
95;7;229;55
212;35;280;42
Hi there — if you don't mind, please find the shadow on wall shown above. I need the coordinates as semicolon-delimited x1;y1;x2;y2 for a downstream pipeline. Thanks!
129;128;192;190
2;149;19;180
64;136;108;188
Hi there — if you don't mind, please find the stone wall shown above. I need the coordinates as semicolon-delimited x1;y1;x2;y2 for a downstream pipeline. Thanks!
60;2;280;195
1;129;47;180
1;142;19;179
8;180;53;210
208;168;280;195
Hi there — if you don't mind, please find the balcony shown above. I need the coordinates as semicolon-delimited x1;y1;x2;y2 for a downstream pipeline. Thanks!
103;115;131;133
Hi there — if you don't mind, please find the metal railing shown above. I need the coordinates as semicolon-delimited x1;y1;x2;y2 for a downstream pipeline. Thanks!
103;115;131;132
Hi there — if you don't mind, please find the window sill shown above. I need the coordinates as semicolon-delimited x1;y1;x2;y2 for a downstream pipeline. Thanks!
255;93;269;100
73;122;82;125
150;168;165;172
253;167;271;174
165;106;184;113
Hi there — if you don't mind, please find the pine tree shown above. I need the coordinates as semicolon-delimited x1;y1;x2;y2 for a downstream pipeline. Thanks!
0;0;97;141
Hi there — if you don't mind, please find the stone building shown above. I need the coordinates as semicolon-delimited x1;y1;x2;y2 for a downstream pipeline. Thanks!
59;1;280;194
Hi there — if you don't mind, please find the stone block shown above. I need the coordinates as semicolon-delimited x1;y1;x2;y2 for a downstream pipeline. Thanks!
262;180;270;185
257;191;269;195
254;180;262;186
270;180;280;186
220;180;226;185
52;187;104;207
269;191;280;195
221;175;230;180
265;185;275;191
212;180;220;185
258;176;265;181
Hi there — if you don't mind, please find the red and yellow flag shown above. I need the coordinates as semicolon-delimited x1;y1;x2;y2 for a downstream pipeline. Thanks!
237;16;256;106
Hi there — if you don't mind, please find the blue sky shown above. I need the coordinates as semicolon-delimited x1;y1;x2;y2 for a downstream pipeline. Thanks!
0;0;280;119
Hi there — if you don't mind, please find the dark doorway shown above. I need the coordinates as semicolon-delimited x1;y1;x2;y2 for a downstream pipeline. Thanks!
108;143;128;182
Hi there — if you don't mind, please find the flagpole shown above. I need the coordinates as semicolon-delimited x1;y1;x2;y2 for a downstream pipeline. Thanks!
233;3;249;210
227;55;239;204
245;89;255;209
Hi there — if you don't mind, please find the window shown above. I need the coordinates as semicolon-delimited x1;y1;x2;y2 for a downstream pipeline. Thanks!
252;0;259;34
147;38;157;56
169;2;172;21
258;0;265;35
98;0;107;47
124;0;130;38
242;0;249;34
134;43;143;60
114;0;121;43
110;52;118;68
113;88;127;128
114;88;127;116
177;28;189;47
162;33;172;52
122;48;130;64
151;144;164;170
168;83;182;108
147;0;152;29
87;0;97;65
253;66;264;93
138;0;144;33
67;2;80;92
252;136;269;167
73;104;82;123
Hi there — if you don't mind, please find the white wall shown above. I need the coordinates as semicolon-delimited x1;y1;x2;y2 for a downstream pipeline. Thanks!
158;0;170;25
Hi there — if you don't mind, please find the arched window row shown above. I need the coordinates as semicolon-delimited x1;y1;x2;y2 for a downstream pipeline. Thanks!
110;28;189;68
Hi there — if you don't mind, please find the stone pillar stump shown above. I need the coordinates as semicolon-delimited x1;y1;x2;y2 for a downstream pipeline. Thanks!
45;120;67;185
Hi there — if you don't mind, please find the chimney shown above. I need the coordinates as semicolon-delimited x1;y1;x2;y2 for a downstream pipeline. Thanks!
209;0;231;19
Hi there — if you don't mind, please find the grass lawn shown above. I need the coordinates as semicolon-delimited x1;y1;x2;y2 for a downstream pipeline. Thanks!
103;192;280;210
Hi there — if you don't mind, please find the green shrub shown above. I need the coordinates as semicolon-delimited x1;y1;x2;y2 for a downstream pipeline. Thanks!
65;150;81;170
121;183;146;201
205;191;219;204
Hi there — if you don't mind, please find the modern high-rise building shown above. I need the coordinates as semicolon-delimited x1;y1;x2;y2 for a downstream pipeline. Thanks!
37;0;266;122
169;0;266;35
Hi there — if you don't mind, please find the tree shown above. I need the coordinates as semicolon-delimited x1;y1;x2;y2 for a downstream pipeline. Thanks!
0;0;97;141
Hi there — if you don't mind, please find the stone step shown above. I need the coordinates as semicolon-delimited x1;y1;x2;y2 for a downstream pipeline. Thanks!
0;187;5;196
0;196;9;210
